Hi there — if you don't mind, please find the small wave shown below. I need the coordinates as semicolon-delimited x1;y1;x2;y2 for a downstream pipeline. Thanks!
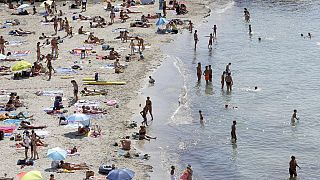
170;57;193;125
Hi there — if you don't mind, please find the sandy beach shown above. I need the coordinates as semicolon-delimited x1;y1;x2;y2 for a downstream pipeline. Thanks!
0;0;210;179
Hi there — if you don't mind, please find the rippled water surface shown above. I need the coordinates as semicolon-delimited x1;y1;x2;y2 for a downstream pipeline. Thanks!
144;0;320;179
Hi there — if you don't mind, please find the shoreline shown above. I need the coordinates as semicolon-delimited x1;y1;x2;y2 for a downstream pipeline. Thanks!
0;0;211;179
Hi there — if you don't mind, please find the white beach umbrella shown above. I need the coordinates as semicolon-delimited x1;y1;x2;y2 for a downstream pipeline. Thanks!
17;4;30;9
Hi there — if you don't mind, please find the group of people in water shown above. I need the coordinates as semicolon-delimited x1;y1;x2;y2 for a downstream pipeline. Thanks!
191;7;304;179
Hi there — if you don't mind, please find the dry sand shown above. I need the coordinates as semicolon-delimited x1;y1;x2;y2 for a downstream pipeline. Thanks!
0;0;210;179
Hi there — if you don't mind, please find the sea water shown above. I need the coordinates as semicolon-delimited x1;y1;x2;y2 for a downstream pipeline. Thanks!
141;0;320;179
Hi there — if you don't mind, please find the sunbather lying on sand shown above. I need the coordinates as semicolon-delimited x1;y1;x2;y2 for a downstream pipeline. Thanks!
59;161;89;170
146;13;160;19
89;22;105;28
10;28;35;36
19;121;47;129
81;106;107;114
130;21;150;28
81;88;107;96
0;112;33;120
78;14;92;20
126;9;142;14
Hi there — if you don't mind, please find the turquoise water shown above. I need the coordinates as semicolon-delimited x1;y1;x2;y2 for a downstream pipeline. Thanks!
142;0;320;179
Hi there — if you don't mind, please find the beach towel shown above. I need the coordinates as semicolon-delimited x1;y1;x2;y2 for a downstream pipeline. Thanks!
0;126;16;133
74;101;99;108
36;90;63;96
11;50;31;57
6;40;27;46
3;119;25;126
56;68;77;74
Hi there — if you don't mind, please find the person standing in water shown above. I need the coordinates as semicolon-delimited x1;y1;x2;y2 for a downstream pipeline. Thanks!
225;73;233;91
188;20;193;33
199;110;203;122
231;120;237;142
194;30;199;49
244;8;250;22
221;71;225;89
140;107;148;126
249;24;252;35
170;165;176;180
291;109;299;123
196;62;202;82
208;65;212;82
213;25;217;37
203;66;209;84
208;33;213;49
289;156;301;178
226;63;231;74
145;97;153;120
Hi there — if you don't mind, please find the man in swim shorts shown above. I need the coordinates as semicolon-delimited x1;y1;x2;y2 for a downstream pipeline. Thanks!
203;66;209;84
145;97;153;120
225;73;233;91
231;120;237;142
194;30;198;49
289;156;300;178
196;62;202;82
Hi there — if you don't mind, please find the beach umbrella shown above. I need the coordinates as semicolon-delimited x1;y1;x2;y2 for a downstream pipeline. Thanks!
17;171;42;180
107;168;135;180
0;54;6;60
40;0;53;7
47;147;67;161
67;113;90;126
156;17;169;26
11;61;32;71
17;4;30;9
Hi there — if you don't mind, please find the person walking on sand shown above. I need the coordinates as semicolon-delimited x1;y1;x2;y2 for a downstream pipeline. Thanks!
213;25;217;37
162;0;167;17
291;109;299;123
36;42;41;62
51;37;58;58
194;30;199;49
145;97;153;120
110;7;115;24
140;107;148;126
225;73;233;91
188;20;193;33
196;62;202;82
130;40;135;55
289;156;301;178
208;33;213;49
82;0;87;12
23;131;31;159
221;71;225;89
31;131;39;159
231;120;237;142
203;66;209;84
170;166;176;180
208;65;212;82
0;36;6;55
45;54;54;81
53;16;58;35
71;80;79;102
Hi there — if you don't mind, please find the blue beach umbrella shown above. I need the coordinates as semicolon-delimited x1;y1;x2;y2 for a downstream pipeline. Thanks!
47;147;67;161
107;168;135;180
67;113;90;126
156;17;169;26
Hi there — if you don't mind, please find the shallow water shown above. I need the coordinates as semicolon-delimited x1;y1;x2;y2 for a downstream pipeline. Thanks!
142;0;320;179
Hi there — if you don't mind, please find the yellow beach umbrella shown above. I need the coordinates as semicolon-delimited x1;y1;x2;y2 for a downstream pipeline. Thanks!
11;60;32;71
17;171;42;180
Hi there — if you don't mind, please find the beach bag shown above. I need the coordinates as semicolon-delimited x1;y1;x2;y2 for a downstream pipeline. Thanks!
98;165;112;174
102;44;110;51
